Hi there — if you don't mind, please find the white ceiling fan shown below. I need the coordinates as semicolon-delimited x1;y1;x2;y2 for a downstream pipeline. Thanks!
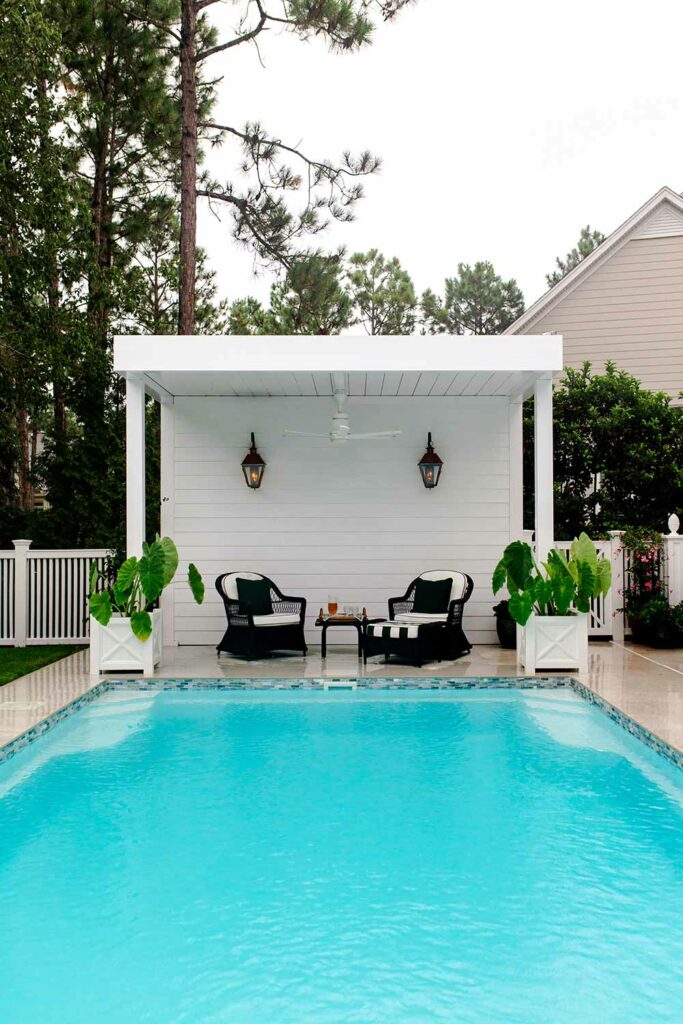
283;373;402;444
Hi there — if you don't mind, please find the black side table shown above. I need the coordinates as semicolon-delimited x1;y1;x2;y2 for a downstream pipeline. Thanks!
315;616;364;658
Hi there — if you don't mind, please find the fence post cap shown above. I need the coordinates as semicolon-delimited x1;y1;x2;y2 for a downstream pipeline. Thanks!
11;539;32;549
667;513;681;537
607;529;625;537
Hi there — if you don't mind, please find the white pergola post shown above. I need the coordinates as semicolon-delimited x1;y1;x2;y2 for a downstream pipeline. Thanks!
508;395;524;542
160;401;176;645
126;376;146;558
534;373;554;563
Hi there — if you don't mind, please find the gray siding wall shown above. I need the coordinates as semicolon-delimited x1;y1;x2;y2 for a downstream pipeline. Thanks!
529;235;683;403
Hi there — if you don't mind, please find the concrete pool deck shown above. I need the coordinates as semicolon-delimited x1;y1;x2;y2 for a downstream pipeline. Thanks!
1;641;683;758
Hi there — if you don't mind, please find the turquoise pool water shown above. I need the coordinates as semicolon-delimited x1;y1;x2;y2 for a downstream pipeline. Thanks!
1;688;682;1023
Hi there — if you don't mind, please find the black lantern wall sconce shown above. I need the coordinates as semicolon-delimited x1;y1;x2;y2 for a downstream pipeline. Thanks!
418;432;443;489
241;433;266;489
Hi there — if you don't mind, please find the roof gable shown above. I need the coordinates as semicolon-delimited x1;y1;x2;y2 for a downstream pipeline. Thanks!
508;186;683;334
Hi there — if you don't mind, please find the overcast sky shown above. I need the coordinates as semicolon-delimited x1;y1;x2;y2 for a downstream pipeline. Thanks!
198;0;683;314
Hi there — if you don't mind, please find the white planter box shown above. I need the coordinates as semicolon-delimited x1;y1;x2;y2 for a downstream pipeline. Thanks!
89;608;163;677
517;612;588;674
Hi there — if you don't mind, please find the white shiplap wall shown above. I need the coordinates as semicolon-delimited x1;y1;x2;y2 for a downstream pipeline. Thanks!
167;395;511;646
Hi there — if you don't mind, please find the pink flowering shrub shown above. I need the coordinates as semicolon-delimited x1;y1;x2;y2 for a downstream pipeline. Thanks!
622;527;665;619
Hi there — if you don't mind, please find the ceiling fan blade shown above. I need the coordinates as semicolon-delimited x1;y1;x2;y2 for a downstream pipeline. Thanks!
345;430;402;440
282;430;330;438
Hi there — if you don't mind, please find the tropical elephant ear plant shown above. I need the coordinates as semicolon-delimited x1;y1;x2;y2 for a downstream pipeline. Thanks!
89;537;204;640
492;532;611;626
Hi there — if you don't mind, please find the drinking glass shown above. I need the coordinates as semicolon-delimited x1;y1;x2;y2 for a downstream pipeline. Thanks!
327;595;338;617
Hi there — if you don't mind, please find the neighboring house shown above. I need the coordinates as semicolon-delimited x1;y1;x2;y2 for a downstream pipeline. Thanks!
507;186;683;404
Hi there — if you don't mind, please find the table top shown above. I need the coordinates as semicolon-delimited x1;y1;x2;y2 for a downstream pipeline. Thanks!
315;615;363;626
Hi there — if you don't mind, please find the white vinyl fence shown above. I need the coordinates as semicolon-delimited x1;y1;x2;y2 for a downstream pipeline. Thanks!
0;540;110;647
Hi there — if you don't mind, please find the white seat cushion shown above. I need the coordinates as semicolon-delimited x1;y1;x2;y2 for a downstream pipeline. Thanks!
221;572;265;600
395;612;448;624
418;571;468;604
252;613;300;628
367;620;420;639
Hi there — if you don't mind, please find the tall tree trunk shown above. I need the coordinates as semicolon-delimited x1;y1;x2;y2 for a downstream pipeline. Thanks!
17;408;33;513
179;0;197;335
38;76;67;442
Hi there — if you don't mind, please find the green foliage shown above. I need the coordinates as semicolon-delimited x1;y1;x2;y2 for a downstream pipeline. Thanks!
89;536;204;642
620;526;665;622
421;262;524;334
347;249;417;334
126;200;230;335
546;226;605;288
88;589;112;626
130;610;153;642
492;533;611;626
188;562;205;605
228;256;352;336
0;0;230;550
633;598;683;632
523;363;683;536
0;0;72;518
269;257;352;335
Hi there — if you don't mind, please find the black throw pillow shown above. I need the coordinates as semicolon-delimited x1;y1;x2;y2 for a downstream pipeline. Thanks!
413;577;452;614
236;577;273;616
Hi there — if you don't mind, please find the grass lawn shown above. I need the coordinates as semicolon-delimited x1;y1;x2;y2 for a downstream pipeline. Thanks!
0;646;83;687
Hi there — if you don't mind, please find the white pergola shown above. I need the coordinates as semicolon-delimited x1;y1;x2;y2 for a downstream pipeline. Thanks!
113;335;561;569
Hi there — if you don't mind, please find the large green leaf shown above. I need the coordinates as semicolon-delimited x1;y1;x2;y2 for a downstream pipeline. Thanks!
545;547;572;579
595;559;612;598
130;609;153;641
158;536;179;587
570;532;598;573
551;573;575;615
114;557;138;604
89;590;112;626
508;588;534;626
492;558;507;595
533;576;553;612
574;561;596;613
501;541;534;592
188;563;205;604
138;544;166;604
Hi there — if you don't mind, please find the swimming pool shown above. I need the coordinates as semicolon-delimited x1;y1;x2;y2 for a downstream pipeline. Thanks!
1;687;681;1023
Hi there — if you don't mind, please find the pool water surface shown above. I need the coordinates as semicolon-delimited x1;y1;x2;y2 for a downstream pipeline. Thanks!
0;688;682;1023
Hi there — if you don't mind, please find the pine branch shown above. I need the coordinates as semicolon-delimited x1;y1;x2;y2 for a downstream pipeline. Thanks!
200;121;380;183
106;0;182;44
195;9;268;62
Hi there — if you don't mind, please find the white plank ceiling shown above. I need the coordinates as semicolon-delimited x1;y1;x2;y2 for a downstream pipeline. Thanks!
145;369;539;399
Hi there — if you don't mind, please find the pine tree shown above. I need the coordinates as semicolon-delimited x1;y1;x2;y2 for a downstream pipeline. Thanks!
171;0;415;333
227;256;351;335
546;226;605;288
347;250;417;334
421;262;524;335
0;0;72;527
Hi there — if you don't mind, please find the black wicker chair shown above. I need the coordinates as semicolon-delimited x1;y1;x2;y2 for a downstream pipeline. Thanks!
363;570;474;666
215;572;307;659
